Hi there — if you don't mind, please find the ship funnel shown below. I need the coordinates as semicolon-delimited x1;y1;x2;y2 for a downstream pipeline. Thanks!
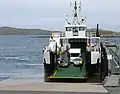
96;24;100;37
97;24;99;32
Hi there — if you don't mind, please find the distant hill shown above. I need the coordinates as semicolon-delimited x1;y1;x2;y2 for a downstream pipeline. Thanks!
0;27;59;35
0;26;119;36
87;28;120;36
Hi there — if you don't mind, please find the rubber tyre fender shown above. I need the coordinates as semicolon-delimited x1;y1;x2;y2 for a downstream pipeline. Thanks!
103;52;108;78
43;59;50;82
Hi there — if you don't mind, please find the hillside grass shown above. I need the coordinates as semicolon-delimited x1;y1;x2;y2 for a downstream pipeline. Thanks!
0;26;118;36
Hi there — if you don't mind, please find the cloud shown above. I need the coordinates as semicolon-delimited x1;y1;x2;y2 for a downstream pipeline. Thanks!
0;0;119;31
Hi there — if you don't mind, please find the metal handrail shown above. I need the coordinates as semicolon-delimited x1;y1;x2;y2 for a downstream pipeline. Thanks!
108;48;120;70
109;48;119;64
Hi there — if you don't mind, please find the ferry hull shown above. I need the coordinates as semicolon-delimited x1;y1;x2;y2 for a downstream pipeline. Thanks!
43;1;108;82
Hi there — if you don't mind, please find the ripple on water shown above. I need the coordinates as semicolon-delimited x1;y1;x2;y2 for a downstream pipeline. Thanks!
0;35;47;81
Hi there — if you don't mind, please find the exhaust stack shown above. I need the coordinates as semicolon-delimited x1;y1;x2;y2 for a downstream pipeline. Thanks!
96;24;100;37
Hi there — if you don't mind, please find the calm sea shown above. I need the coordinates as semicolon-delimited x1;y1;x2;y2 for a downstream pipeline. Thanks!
0;35;119;82
0;35;49;82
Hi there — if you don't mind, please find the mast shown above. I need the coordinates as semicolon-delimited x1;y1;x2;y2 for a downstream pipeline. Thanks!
68;1;85;25
73;1;78;25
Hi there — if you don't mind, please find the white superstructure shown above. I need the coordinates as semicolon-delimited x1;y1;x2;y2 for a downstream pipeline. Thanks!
43;0;101;67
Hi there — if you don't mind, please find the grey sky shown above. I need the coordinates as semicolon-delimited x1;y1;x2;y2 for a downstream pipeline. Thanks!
0;0;120;31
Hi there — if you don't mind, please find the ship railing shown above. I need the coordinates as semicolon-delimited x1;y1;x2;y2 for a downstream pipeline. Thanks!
107;47;120;75
109;48;119;65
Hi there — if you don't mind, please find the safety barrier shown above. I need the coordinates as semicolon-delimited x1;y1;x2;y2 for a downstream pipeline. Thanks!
106;46;120;75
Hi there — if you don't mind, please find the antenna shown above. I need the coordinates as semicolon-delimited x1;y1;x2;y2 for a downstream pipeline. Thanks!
78;1;81;23
65;14;71;25
65;14;68;22
79;1;81;11
69;0;74;21
70;0;72;8
67;0;84;25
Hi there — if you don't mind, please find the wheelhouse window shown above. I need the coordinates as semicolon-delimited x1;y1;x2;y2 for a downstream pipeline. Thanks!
73;27;78;36
79;27;86;31
72;27;78;31
66;27;72;31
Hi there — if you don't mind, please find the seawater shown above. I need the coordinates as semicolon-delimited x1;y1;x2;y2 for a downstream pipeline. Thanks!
0;35;49;82
0;36;119;82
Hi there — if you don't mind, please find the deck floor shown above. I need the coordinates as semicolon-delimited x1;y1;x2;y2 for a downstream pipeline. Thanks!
55;66;86;78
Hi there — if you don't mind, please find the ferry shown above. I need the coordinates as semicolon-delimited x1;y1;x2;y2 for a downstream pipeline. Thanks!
43;1;108;82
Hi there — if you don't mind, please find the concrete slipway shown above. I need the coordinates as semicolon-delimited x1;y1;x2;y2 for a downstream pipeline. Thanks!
0;79;108;94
